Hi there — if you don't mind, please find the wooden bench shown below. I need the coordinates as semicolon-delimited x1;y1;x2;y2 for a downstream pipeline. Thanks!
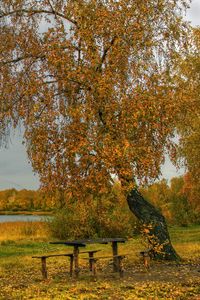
32;250;101;279
82;255;126;278
32;253;74;279
79;250;101;271
140;250;151;268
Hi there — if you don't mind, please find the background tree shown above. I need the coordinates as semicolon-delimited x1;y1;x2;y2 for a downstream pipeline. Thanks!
177;28;200;175
141;179;172;222
170;176;195;226
0;0;190;260
175;28;200;219
181;173;200;222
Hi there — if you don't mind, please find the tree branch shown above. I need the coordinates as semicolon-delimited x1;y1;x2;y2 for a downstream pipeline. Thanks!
96;36;117;72
0;54;45;66
0;9;77;26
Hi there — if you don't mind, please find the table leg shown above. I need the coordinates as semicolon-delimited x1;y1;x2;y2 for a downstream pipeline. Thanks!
112;241;119;272
74;246;79;278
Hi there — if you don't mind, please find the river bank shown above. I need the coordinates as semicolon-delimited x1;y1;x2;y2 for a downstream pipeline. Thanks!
0;210;53;216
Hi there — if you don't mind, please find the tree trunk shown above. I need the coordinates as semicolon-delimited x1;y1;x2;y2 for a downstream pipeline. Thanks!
127;188;180;261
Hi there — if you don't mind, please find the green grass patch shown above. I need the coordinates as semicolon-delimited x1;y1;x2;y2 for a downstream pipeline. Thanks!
169;225;200;243
0;241;62;258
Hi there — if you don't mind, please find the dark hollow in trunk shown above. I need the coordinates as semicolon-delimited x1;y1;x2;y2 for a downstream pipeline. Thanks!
127;188;180;261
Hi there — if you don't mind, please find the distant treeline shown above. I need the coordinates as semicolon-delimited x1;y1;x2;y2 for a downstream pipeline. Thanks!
0;173;199;226
0;189;59;211
141;173;200;226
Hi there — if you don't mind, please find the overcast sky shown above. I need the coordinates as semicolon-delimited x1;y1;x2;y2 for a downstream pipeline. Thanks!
0;1;199;191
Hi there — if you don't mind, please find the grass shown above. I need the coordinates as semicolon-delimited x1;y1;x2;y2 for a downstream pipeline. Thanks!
0;221;49;242
0;222;200;299
170;225;200;243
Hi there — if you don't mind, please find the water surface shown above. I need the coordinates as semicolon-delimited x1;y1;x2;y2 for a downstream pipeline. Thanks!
0;214;48;223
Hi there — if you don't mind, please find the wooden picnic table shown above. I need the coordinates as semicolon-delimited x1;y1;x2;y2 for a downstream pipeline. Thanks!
50;238;126;276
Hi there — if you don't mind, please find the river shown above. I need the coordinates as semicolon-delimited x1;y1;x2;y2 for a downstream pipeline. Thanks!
0;214;49;223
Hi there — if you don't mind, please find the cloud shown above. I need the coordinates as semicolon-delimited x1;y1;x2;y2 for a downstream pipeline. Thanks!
161;156;185;183
0;134;40;190
186;0;200;26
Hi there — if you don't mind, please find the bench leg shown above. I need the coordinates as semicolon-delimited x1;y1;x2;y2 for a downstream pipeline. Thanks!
41;257;47;280
144;255;150;269
74;246;80;278
69;255;74;277
89;253;94;271
118;257;124;278
91;259;97;278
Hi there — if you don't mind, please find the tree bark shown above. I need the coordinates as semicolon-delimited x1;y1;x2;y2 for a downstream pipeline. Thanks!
127;188;180;261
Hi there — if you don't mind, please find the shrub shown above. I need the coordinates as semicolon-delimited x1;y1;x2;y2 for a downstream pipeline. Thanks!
47;192;136;240
47;202;96;240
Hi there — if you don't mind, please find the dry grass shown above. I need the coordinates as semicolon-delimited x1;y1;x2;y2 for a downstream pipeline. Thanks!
0;221;50;242
175;242;200;260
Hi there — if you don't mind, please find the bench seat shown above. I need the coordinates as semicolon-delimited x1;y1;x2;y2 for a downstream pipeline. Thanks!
82;255;126;278
32;253;74;279
32;250;102;279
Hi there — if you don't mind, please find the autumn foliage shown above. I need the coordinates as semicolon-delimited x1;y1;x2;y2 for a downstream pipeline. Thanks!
141;174;200;226
0;0;190;196
176;28;200;201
